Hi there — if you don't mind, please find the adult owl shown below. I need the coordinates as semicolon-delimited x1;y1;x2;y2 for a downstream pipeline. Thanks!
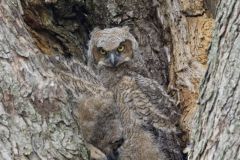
88;26;183;160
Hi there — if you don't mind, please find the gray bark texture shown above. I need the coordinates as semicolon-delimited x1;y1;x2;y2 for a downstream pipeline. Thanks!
190;0;240;159
0;0;108;159
2;0;239;159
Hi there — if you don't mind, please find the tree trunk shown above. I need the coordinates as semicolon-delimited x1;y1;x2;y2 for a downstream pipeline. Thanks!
1;0;239;159
162;0;214;137
190;0;240;159
0;1;106;159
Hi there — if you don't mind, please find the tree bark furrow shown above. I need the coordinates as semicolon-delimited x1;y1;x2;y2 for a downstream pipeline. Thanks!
190;0;240;159
0;1;95;160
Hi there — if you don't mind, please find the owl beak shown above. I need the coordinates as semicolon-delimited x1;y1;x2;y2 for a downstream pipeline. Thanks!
108;52;119;67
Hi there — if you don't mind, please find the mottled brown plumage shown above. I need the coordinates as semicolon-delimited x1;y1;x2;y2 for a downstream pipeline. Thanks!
88;27;183;160
74;95;123;160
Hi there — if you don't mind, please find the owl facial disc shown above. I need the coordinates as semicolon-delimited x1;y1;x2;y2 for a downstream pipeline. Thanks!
88;27;136;69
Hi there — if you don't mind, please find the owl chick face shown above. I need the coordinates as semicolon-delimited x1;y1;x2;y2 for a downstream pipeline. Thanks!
93;40;133;67
88;27;138;68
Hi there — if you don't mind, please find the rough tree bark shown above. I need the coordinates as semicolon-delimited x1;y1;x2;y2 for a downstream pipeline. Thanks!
1;0;239;159
190;0;240;159
0;0;115;159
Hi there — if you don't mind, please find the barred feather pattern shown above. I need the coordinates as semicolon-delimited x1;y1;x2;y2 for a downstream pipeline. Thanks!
87;26;184;160
113;75;183;160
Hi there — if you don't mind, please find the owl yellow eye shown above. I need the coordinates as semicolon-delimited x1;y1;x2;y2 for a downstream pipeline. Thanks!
99;48;106;55
117;45;125;52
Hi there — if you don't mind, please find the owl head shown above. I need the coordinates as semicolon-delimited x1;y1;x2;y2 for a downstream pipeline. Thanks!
88;26;138;68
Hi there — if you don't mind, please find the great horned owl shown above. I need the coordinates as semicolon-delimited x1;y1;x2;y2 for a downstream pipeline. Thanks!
88;26;148;87
88;27;183;160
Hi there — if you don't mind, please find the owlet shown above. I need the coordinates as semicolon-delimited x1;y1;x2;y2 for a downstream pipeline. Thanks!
88;26;183;160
